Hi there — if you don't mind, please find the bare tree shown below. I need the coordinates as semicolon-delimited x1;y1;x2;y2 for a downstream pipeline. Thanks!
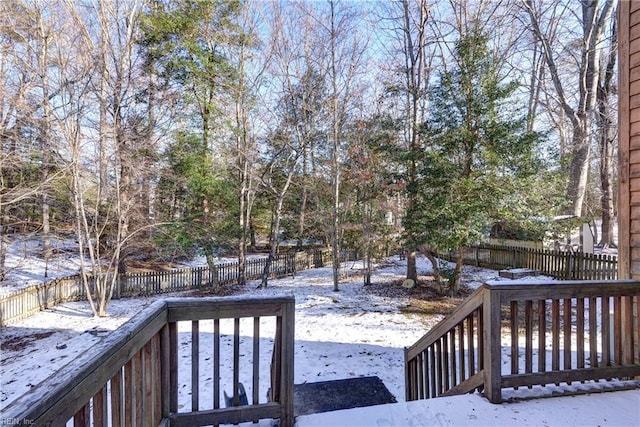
322;0;371;290
1;0;64;276
256;0;309;287
377;0;431;282
524;0;615;218
596;7;617;247
59;0;147;316
226;3;269;286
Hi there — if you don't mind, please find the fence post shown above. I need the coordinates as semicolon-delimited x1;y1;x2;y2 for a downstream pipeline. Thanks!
482;286;502;403
565;252;574;280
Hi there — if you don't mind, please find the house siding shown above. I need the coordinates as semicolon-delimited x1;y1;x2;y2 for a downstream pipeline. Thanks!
618;0;640;364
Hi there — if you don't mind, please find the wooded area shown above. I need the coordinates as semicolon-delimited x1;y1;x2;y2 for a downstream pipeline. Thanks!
0;0;619;314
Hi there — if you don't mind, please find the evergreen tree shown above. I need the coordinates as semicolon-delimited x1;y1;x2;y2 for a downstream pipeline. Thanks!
156;131;237;289
140;0;243;283
405;29;541;294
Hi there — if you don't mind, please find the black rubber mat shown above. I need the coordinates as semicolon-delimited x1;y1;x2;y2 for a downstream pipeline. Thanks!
293;375;397;416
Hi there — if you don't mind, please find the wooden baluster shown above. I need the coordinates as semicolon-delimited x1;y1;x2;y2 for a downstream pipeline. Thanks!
253;317;261;407
589;297;598;368
537;300;546;374
442;333;450;391
143;339;154;425
563;298;572;376
614;296;623;365
160;324;171;420
73;402;90;427
417;352;424;399
134;351;143;425
429;345;436;398
214;319;221;410
233;318;241;406
450;329;457;388
551;299;560;380
406;358;414;400
478;308;484;373
93;385;108;427
124;359;133;427
169;322;178;414
435;338;443;396
510;301;519;378
111;368;124;427
423;349;431;399
192;320;200;411
622;296;635;365
458;322;465;383
467;314;475;376
576;298;585;369
525;300;533;379
602;297;611;366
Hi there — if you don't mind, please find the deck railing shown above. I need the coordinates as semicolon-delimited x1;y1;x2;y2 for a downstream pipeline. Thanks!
405;280;640;403
1;295;295;426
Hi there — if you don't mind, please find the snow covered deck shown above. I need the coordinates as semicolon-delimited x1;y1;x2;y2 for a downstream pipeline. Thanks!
2;261;638;426
295;388;640;426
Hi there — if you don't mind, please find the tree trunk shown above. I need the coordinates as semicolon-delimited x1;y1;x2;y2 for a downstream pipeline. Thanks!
205;252;219;291
599;137;615;246
37;10;52;274
451;248;464;295
238;185;247;286
362;201;372;286
424;250;441;284
0;202;6;282
597;13;617;247
525;0;614;219
260;171;294;287
401;0;428;282
297;183;308;249
406;251;417;282
565;125;591;217
329;0;341;293
261;208;280;288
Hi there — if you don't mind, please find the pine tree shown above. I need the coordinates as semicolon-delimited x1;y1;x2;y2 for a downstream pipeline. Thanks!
406;29;541;294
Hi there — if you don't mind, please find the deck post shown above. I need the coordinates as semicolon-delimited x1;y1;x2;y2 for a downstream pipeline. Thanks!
280;299;296;427
483;286;502;403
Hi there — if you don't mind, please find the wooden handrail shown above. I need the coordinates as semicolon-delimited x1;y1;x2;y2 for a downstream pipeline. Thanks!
405;286;486;361
2;295;296;426
405;279;640;403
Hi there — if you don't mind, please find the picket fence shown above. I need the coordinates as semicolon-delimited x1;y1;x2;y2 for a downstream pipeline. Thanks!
0;245;618;327
0;249;337;327
434;244;618;280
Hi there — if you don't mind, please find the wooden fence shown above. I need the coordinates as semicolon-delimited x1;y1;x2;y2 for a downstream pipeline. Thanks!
1;296;296;427
434;244;618;280
0;249;340;327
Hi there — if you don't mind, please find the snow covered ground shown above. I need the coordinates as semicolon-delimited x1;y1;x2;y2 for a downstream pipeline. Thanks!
0;233;263;297
1;254;639;426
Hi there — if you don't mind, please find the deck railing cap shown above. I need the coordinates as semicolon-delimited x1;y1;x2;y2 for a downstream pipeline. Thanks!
164;294;295;305
483;279;640;289
1;298;169;422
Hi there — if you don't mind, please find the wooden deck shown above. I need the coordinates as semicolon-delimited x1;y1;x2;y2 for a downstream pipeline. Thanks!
295;387;640;427
405;279;640;403
1;296;296;427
